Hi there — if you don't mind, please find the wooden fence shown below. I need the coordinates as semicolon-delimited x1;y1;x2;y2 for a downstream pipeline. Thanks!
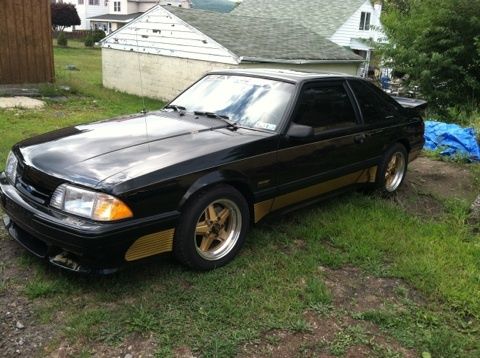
0;0;55;85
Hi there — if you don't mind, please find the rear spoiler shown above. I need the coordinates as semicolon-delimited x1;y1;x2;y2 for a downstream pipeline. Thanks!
391;96;428;110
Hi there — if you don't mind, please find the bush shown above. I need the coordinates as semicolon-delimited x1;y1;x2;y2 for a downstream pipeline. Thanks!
84;30;105;47
92;29;106;42
84;34;95;47
57;32;68;47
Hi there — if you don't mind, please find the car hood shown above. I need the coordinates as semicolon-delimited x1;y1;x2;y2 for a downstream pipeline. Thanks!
15;111;271;188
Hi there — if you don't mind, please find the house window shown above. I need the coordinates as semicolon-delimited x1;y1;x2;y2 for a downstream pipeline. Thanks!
78;0;84;4
114;1;121;11
89;0;100;5
359;12;371;30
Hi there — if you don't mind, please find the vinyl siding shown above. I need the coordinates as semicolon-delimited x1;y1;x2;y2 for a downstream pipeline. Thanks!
330;0;384;48
102;6;239;64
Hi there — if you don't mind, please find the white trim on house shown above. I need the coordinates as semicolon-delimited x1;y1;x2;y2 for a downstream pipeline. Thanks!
349;38;372;52
240;57;365;65
101;6;240;64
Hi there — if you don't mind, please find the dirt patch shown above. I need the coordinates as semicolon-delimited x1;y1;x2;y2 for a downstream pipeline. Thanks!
240;266;418;358
395;156;477;217
408;157;477;202
0;218;55;357
49;334;156;358
0;229;55;357
241;316;340;358
320;266;423;312
174;346;196;358
0;295;55;357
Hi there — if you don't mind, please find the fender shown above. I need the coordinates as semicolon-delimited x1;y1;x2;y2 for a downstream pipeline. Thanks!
179;169;253;208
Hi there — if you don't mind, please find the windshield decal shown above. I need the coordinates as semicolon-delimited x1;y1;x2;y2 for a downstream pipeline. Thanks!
254;122;277;131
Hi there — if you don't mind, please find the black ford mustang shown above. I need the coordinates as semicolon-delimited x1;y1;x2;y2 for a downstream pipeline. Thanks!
0;69;425;273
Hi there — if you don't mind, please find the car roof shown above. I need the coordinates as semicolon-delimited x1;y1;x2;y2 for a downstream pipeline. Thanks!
207;68;360;84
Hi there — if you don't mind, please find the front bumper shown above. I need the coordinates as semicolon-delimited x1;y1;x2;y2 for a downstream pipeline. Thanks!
0;173;179;273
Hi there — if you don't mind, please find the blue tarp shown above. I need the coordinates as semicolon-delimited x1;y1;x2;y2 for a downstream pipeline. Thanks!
424;120;480;161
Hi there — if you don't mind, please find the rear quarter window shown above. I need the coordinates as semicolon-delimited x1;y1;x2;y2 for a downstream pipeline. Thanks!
349;80;402;124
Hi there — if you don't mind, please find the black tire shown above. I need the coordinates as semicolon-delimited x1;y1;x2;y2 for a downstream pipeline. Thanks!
376;143;408;195
173;184;250;270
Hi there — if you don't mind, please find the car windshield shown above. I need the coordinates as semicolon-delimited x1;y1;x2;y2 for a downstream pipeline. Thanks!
169;75;295;132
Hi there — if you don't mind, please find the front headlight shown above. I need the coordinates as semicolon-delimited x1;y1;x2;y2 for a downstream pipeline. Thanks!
5;151;18;184
50;184;133;221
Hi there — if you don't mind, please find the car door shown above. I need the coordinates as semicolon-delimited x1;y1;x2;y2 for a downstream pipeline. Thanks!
347;79;409;160
273;80;372;210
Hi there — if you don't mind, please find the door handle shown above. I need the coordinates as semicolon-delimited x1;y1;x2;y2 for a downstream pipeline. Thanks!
354;134;366;144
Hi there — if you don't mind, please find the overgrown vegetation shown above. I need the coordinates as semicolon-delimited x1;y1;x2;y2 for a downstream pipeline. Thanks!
381;0;480;116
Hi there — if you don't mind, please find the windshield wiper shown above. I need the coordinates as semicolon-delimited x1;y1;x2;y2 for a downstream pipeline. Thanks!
164;104;186;112
194;111;238;130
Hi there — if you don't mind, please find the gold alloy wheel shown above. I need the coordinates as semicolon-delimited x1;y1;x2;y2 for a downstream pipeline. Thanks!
385;152;406;192
194;199;242;261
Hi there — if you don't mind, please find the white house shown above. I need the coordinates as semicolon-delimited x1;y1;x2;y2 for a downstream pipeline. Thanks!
100;5;363;100
232;0;386;76
55;0;190;32
59;0;109;30
89;0;192;33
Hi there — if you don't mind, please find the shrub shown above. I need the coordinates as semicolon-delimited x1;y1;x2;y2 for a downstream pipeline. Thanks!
84;34;95;47
57;32;68;47
92;30;106;42
84;30;105;47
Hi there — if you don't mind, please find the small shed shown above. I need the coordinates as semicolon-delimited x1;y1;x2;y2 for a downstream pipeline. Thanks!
0;0;54;85
101;5;363;100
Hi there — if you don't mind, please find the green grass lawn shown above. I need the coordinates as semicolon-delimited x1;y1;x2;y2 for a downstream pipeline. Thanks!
1;41;480;357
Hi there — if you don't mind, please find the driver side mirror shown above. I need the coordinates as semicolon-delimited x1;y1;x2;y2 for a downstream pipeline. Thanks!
286;123;314;140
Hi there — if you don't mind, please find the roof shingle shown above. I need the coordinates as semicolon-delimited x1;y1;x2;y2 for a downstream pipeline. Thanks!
231;0;366;38
168;7;363;62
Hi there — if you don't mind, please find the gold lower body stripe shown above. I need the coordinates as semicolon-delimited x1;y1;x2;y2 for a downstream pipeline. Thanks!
254;166;377;223
125;228;175;261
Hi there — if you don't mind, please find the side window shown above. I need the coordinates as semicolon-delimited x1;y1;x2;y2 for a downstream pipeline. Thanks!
349;80;400;124
295;82;357;132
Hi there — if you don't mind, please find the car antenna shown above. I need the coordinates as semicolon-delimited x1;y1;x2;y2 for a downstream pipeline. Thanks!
134;26;149;151
134;26;147;115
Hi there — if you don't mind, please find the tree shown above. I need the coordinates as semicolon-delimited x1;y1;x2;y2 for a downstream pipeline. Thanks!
51;3;81;32
380;0;480;110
